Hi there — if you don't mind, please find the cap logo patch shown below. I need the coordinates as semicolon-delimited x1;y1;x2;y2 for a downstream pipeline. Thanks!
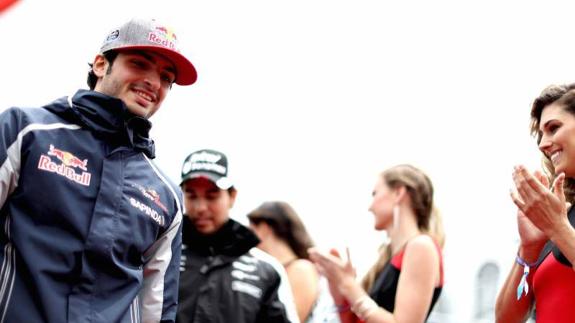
189;151;221;163
148;25;177;50
182;151;227;175
104;29;120;43
190;162;226;175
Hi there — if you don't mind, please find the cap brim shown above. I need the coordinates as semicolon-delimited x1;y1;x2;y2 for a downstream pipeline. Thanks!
180;172;233;190
111;45;197;86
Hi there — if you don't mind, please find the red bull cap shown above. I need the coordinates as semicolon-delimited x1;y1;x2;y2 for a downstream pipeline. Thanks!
100;18;197;86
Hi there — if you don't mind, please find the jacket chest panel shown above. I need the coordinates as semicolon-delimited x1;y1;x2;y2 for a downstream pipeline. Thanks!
11;131;172;268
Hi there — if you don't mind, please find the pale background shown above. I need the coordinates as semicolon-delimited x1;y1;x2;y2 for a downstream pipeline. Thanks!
2;1;574;321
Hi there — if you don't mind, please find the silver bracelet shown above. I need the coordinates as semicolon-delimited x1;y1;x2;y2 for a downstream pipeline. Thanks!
351;295;379;321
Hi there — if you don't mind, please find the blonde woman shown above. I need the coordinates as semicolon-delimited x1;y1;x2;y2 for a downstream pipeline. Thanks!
309;164;444;323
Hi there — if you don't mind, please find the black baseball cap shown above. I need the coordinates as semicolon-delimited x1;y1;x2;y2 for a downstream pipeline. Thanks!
180;149;233;189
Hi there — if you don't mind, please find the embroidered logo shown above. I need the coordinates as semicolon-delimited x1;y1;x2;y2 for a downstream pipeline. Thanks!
129;197;165;226
104;29;119;42
148;24;177;50
132;184;168;212
37;145;91;186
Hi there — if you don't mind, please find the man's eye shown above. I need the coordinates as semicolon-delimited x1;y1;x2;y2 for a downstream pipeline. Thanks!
161;74;175;88
132;60;146;68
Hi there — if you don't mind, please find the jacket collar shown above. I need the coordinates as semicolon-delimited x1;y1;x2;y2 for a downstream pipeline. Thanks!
182;217;260;257
43;89;155;158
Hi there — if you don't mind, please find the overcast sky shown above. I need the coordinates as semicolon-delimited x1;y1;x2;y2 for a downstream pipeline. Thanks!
2;0;575;319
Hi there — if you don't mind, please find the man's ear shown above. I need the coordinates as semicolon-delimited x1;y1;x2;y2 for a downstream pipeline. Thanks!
92;54;108;78
228;189;238;209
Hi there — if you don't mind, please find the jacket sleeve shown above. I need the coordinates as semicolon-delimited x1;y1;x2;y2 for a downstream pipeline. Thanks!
250;248;300;323
274;264;300;323
0;108;24;208
140;202;183;323
256;270;293;323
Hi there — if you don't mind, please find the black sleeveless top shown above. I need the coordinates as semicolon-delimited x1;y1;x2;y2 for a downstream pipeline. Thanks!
368;239;443;319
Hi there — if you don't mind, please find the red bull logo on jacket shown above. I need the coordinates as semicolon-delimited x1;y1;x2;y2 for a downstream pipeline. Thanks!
132;183;169;213
37;144;91;186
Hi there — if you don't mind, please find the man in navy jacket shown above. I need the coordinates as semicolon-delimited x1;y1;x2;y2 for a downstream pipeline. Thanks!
0;17;196;322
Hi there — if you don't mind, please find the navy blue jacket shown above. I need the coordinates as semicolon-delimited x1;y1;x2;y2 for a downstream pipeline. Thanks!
0;90;183;322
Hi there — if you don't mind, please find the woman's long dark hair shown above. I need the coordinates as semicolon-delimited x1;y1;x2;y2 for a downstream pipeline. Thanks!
530;83;575;203
247;201;314;259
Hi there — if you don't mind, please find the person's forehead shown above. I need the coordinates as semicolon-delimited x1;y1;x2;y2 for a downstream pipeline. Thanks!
374;176;386;186
541;103;569;121
182;177;219;191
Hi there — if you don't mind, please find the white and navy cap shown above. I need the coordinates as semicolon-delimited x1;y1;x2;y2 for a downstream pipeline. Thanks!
100;17;197;86
180;149;233;190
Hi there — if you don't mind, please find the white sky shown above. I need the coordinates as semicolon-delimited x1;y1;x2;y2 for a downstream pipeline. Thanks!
2;0;575;320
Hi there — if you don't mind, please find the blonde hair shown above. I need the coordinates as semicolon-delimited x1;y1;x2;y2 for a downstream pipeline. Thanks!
361;164;445;291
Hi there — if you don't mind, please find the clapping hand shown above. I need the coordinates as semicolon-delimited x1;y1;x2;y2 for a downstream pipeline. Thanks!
510;165;569;243
309;247;356;302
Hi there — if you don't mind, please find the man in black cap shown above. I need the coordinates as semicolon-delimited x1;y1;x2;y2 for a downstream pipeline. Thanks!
177;148;300;323
0;18;195;322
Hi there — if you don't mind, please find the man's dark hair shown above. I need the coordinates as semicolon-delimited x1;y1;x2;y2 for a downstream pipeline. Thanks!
86;51;119;90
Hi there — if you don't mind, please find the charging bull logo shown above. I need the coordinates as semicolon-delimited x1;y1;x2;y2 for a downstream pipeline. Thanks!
131;184;169;213
148;24;178;50
144;188;169;213
38;145;91;186
47;145;88;171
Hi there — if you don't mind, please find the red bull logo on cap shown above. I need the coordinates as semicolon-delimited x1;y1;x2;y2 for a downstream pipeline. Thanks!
37;144;91;186
148;24;177;50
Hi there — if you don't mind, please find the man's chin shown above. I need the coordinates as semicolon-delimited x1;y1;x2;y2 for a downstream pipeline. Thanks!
195;224;216;235
125;103;152;118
